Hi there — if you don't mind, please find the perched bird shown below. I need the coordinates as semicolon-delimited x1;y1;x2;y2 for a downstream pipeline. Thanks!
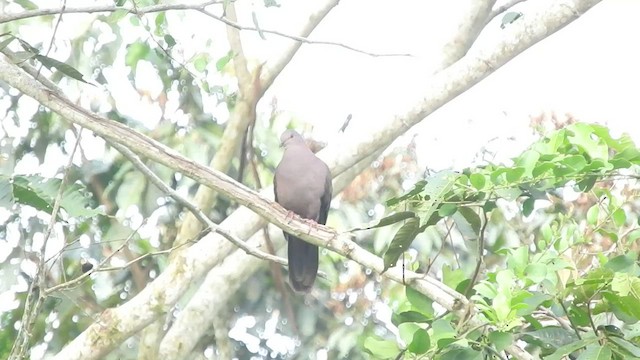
274;130;332;292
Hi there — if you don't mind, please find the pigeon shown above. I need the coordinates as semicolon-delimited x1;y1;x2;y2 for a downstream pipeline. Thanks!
274;130;332;292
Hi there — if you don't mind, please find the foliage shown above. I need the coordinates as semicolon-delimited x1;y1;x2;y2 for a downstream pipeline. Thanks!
363;123;640;359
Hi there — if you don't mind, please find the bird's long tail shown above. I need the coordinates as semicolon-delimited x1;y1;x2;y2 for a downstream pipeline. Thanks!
286;234;319;292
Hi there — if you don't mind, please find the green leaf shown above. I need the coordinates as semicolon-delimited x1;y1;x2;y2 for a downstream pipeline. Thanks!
561;155;588;172
431;319;456;346
164;34;176;48
507;246;529;276
608;336;640;357
392;311;431;325
494;187;522;201
386;180;426;206
398;322;420;345
35;55;88;84
440;347;483;360
382;217;421;272
612;208;626;227
407;328;430;354
501;11;523;29
521;327;580;354
452;206;481;241
14;0;38;10
193;53;209;72
125;42;150;71
406;287;434;317
568;123;609;161
363;336;400;359
545;337;599;360
11;175;102;218
532;162;555;177
483;200;497;212
0;34;15;51
506;167;525;182
469;173;486;190
155;12;166;28
350;212;417;232
522;196;535;217
605;253;637;272
438;203;457;217
0;176;12;208
577;175;597;192
516;150;541;178
216;51;234;72
415;170;459;227
524;263;548;284
106;9;129;24
611;273;640;299
587;204;599;225
488;331;513;352
442;265;468;291
490;168;509;184
576;344;612;360
17;38;39;54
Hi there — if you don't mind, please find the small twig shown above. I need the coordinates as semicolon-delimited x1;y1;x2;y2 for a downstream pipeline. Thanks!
464;208;488;297
1;1;408;58
445;220;460;268
109;141;290;267
199;9;412;58
10;127;83;359
0;1;227;23
45;220;148;295
38;0;66;78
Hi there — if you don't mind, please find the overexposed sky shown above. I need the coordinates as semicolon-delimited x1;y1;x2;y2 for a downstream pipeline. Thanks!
254;0;640;170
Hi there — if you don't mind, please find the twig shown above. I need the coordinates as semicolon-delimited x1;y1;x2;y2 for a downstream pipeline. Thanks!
199;9;412;58
464;209;489;297
45;220;148;295
9;127;83;360
0;1;226;23
0;1;408;58
109;141;290;268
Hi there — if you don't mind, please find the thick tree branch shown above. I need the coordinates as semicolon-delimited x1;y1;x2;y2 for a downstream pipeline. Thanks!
320;0;601;177
438;0;497;70
0;1;600;358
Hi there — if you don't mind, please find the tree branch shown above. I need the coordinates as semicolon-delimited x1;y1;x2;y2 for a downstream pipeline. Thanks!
0;1;226;23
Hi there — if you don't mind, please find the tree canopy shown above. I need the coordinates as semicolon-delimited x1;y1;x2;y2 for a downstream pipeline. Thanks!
4;1;640;360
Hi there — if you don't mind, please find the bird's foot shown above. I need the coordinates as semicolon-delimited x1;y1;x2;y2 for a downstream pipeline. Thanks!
285;210;296;224
303;219;319;235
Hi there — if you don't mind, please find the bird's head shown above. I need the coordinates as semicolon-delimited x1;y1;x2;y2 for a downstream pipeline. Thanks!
280;129;305;148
